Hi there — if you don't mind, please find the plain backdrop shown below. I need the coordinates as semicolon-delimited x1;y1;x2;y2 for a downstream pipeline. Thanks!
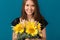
0;0;60;40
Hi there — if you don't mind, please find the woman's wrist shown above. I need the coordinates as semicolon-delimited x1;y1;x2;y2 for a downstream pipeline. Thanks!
25;38;42;40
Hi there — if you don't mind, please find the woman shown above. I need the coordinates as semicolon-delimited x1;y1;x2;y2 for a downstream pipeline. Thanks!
11;0;48;40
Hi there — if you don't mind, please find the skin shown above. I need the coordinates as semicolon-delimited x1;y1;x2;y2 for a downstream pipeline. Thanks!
12;0;46;40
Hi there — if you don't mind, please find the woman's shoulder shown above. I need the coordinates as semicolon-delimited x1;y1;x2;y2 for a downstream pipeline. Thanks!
11;17;20;26
39;19;48;30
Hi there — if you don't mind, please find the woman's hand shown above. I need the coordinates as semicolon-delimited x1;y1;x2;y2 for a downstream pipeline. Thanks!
25;38;42;40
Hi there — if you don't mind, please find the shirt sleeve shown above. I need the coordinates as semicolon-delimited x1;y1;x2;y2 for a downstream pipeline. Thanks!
39;19;48;30
11;18;20;26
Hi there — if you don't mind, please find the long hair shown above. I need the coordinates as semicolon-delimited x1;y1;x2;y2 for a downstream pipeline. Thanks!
20;0;48;26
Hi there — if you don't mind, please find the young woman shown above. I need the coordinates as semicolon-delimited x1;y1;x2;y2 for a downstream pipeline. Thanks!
11;0;48;40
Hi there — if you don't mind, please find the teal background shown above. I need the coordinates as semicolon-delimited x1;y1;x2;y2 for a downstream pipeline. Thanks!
0;0;60;40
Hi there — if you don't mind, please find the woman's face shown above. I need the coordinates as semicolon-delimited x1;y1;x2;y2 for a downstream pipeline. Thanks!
25;0;35;16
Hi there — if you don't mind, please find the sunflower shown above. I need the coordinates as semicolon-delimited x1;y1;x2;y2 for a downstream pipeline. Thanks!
26;21;38;36
12;23;24;34
37;22;41;31
37;22;42;37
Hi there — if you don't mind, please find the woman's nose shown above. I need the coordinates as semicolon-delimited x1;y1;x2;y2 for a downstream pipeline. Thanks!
28;6;31;10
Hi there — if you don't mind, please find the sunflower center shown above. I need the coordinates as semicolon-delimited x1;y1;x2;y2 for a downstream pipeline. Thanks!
29;28;35;33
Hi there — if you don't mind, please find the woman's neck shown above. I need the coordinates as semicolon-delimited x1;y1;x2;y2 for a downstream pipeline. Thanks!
27;15;33;21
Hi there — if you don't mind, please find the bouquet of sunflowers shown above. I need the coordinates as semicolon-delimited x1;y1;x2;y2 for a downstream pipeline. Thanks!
12;20;42;40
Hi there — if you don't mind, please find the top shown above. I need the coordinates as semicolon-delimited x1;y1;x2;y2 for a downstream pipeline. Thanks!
11;17;48;30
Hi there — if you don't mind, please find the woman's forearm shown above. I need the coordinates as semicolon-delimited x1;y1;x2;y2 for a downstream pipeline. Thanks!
41;37;46;40
12;32;18;40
